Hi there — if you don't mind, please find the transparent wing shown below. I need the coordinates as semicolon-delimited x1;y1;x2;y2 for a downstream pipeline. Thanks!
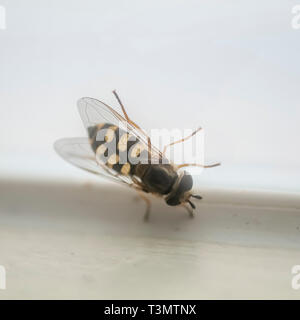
54;137;137;187
77;97;165;162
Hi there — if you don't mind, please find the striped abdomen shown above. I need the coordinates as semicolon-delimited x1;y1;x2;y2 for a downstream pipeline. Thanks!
87;123;148;176
88;123;178;195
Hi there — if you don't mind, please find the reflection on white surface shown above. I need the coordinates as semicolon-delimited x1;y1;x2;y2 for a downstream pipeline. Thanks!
0;180;299;299
1;153;300;193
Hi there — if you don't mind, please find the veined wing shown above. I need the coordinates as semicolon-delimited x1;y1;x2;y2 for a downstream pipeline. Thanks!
77;97;165;163
54;137;136;186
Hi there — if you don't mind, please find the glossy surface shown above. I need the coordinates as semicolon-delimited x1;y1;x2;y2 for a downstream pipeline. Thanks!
0;179;299;299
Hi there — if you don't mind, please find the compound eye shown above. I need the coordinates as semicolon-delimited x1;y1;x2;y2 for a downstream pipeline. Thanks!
179;174;193;193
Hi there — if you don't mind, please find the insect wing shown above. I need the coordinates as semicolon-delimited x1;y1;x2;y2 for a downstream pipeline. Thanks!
78;97;128;131
77;97;165;163
54;137;134;186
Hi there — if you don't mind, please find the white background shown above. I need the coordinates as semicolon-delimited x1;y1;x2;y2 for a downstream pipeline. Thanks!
1;1;300;300
0;0;299;191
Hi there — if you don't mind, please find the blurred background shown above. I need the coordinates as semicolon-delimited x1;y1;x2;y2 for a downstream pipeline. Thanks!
0;0;300;299
0;0;299;191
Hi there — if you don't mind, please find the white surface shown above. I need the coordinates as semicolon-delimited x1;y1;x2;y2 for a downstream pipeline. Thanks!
0;1;300;300
0;179;300;299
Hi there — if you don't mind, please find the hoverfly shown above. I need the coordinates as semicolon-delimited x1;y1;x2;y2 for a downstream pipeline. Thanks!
54;91;220;220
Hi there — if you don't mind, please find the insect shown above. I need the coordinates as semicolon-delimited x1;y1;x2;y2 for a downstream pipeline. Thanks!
54;90;220;220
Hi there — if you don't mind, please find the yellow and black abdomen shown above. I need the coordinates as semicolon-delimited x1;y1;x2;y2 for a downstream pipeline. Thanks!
88;123;179;196
87;123;148;176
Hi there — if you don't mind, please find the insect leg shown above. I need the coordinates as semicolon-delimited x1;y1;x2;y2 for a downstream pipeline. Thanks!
177;162;221;169
136;191;151;222
112;90;153;162
163;127;202;155
112;90;130;121
112;90;144;132
182;203;194;218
